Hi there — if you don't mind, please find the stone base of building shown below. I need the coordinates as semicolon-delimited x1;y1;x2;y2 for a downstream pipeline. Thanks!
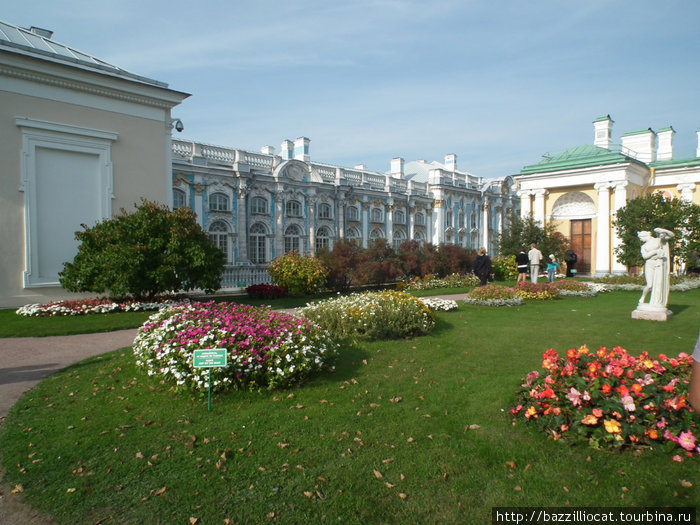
631;307;673;322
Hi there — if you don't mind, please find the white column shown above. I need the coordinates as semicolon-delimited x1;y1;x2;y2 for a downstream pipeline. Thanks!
433;201;444;244
533;189;548;225
518;190;532;218
408;205;415;240
275;191;285;257
611;182;628;274
337;196;345;240
386;201;394;244
236;186;248;262
594;182;611;275
308;197;316;255
481;201;489;250
361;202;369;248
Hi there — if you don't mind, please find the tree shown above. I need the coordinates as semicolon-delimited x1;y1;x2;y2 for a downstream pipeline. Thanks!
613;193;700;270
498;213;569;262
59;200;225;299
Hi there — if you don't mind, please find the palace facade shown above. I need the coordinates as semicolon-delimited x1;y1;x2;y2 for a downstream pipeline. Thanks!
515;116;700;276
171;138;519;288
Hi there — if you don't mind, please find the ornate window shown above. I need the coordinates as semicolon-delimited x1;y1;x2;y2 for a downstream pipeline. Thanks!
414;230;426;243
209;192;229;211
318;202;332;219
208;221;229;261
284;224;302;253
286;200;302;217
394;209;405;224
173;188;186;209
249;223;268;264
369;228;385;240
316;226;332;252
371;208;383;223
551;191;596;220
458;211;465;228
393;229;406;249
346;226;361;244
415;212;425;226
251;196;268;215
446;211;453;227
347;205;360;221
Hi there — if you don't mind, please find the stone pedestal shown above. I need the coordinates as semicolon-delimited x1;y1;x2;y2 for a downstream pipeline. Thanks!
631;305;673;322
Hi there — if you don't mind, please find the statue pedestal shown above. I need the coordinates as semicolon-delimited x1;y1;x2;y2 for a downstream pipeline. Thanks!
631;304;673;322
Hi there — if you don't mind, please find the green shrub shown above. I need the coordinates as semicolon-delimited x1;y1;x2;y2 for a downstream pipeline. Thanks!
492;254;518;281
268;251;328;296
298;290;435;340
59;200;224;299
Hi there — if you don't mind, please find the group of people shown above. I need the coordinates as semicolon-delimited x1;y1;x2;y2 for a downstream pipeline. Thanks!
515;244;571;284
471;244;576;286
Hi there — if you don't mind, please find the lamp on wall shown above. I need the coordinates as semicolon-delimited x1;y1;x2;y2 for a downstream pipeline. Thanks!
172;118;184;133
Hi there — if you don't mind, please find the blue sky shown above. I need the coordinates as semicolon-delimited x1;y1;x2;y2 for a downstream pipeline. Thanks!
5;1;700;178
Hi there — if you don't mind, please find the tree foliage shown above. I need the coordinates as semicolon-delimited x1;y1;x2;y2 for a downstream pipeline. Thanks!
498;213;570;262
59;200;224;299
613;193;700;270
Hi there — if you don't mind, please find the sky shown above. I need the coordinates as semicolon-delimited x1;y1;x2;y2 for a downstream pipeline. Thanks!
4;1;700;179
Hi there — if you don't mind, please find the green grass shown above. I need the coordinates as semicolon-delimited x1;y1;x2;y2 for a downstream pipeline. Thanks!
1;290;699;524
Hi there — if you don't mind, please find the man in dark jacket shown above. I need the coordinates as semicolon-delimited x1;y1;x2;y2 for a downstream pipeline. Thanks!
472;248;492;287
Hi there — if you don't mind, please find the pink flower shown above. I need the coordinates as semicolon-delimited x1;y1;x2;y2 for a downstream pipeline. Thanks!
567;388;582;407
678;431;696;452
672;455;684;463
621;394;636;412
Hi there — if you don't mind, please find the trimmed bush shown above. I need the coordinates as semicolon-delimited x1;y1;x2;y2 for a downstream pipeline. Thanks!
298;290;435;340
133;302;338;391
268;251;328;296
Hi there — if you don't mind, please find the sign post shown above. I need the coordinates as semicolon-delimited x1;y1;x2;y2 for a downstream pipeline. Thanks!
193;349;227;411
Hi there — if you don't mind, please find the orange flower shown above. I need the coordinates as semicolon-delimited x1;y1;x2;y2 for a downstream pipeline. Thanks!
601;384;612;394
581;414;598;425
525;406;538;419
604;419;621;434
645;429;658;440
592;408;603;418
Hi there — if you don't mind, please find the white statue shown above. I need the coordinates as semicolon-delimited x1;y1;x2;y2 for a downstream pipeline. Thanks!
637;228;674;310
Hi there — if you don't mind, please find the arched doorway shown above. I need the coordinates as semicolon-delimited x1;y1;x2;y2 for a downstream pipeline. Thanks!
552;192;596;274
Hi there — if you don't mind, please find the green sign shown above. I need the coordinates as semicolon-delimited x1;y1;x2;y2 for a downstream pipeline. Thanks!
193;348;227;368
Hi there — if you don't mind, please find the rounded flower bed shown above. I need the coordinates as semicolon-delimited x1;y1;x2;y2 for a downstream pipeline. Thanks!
16;297;180;317
298;290;435;341
514;282;560;300
464;284;523;307
133;302;338;392
245;283;286;300
401;273;480;291
511;345;698;457
420;298;458;311
551;279;598;297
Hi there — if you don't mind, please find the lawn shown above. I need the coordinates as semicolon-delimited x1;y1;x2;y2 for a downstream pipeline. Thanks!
0;289;698;524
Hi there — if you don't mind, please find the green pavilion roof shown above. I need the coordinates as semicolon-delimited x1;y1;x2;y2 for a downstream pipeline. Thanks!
520;144;641;175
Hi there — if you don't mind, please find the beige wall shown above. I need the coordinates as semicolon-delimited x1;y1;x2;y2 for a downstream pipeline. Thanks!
0;89;172;308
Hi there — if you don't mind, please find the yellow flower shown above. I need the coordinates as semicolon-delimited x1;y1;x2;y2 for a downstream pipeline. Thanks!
603;419;621;434
581;414;598;425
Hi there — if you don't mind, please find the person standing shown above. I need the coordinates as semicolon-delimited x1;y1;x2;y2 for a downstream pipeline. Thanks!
547;254;559;283
472;247;492;287
564;249;577;277
528;243;543;283
515;249;528;284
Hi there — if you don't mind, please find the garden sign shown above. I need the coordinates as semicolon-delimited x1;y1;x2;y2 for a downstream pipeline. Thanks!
193;348;227;411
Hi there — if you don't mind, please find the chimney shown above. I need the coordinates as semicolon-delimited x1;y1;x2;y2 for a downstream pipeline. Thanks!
444;154;457;172
593;115;614;149
293;137;310;162
621;128;657;164
656;127;675;161
280;140;293;160
260;145;275;156
29;26;53;39
390;157;404;178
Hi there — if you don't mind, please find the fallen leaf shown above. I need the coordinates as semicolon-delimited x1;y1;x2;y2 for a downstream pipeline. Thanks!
384;482;395;489
66;488;76;493
563;487;569;493
680;480;693;488
398;493;407;499
372;469;383;479
154;486;166;496
135;452;144;459
189;518;198;525
303;491;313;498
514;486;522;492
505;461;516;469
382;458;394;464
11;484;23;494
277;443;290;449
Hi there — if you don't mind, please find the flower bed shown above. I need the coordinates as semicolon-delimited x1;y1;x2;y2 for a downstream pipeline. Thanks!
511;345;698;457
551;279;598;297
133;302;337;392
298;290;435;340
420;298;458;311
401;273;480;291
514;282;560;300
464;284;524;307
245;283;286;300
15;297;179;317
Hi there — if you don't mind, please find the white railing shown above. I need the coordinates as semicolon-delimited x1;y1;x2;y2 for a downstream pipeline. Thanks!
244;152;275;169
220;265;272;289
201;145;235;163
172;140;194;158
